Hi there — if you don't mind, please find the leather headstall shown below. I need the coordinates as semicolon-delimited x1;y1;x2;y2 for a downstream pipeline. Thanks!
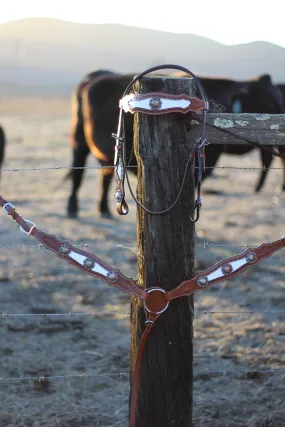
112;64;209;222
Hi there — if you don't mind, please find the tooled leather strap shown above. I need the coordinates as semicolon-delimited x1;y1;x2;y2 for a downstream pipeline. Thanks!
0;196;32;234
167;237;285;300
0;196;144;299
129;315;155;427
113;64;208;220
1;196;285;426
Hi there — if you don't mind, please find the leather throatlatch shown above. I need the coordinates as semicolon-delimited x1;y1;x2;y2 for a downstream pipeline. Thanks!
1;196;285;426
113;64;209;221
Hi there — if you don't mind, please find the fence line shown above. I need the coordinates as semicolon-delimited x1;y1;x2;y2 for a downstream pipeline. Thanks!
0;242;271;251
1;165;284;173
1;369;285;384
0;243;137;251
1;310;285;318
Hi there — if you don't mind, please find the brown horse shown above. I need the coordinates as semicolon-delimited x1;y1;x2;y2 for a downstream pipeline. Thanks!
66;71;285;219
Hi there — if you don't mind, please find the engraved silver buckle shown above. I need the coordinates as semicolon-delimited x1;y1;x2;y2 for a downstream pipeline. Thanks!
2;203;15;215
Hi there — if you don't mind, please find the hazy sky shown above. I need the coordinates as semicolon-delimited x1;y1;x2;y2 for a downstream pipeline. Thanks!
1;0;284;48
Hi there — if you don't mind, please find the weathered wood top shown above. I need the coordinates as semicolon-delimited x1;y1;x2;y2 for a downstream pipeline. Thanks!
188;113;285;145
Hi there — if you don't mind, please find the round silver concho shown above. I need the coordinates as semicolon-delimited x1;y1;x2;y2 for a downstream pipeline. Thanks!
246;251;257;263
83;258;95;270
197;276;209;288
149;98;162;110
107;271;118;282
59;244;71;256
222;263;233;275
115;191;123;202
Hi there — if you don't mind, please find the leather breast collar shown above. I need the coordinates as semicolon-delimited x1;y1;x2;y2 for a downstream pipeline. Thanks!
1;196;284;426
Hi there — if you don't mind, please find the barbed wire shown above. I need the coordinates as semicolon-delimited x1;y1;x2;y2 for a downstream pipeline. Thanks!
1;369;285;384
1;309;285;318
0;242;137;251
1;165;285;173
0;241;266;251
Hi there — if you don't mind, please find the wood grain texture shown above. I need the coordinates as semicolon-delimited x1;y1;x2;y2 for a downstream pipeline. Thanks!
187;113;285;145
130;76;196;427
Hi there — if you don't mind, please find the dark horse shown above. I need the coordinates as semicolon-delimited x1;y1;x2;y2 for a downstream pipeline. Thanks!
66;71;285;219
67;70;136;219
219;75;285;192
0;126;5;177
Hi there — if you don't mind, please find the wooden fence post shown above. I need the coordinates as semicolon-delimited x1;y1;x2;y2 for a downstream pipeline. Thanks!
130;75;196;426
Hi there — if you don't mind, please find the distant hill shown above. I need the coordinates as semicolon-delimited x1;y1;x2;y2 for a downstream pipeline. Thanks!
0;17;285;95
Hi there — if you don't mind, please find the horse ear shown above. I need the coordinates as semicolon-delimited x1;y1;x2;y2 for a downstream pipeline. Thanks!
259;74;272;84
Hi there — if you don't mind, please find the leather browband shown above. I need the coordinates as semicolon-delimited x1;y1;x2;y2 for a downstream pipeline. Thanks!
119;92;209;115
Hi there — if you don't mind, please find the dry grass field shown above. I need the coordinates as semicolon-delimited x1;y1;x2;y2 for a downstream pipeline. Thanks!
0;95;285;426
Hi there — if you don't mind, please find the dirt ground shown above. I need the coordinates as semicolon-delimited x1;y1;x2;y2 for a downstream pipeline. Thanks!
0;96;285;427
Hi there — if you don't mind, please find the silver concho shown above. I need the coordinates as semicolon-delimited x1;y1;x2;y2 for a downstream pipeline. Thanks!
115;191;123;202
59;244;71;256
107;271;118;282
222;263;233;275
197;276;208;288
84;258;95;269
246;251;256;263
149;98;162;110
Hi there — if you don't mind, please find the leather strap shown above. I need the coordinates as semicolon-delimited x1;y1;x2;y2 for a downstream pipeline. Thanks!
120;92;208;115
167;237;285;301
0;195;32;234
130;317;155;427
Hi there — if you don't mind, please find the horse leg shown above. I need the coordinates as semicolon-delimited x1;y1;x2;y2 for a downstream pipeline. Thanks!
99;166;114;219
67;145;90;218
255;150;272;192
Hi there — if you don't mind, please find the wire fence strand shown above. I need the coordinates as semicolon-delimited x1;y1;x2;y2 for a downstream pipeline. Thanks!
1;165;285;173
1;310;285;318
1;369;285;384
0;241;267;251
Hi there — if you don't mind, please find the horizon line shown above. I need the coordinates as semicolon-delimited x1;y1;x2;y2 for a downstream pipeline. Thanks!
1;17;285;49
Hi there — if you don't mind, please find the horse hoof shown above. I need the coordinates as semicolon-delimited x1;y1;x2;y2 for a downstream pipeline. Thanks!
67;211;78;219
100;211;114;220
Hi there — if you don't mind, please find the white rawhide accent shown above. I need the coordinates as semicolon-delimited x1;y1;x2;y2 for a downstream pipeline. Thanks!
116;163;123;180
207;258;248;282
69;251;86;265
91;263;108;277
68;251;108;277
120;95;191;113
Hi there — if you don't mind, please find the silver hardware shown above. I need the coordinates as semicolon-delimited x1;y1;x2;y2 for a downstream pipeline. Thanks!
145;320;155;325
197;276;209;287
107;271;118;282
59;244;71;255
19;220;36;235
222;264;233;275
112;133;124;141
83;258;95;269
149;98;162;110
246;252;256;263
115;191;123;202
2;202;15;215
